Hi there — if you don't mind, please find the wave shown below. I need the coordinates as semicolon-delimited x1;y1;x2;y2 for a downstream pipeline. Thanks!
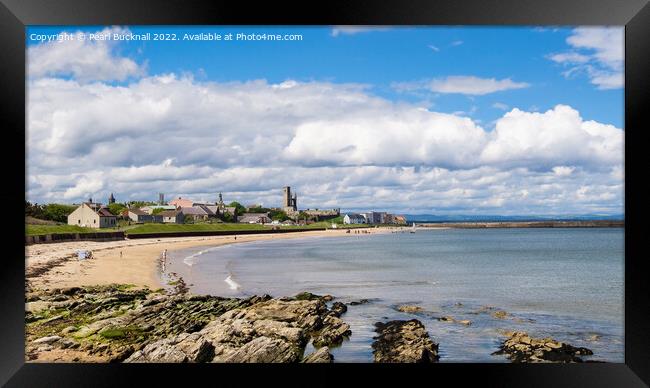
225;274;241;290
182;246;219;266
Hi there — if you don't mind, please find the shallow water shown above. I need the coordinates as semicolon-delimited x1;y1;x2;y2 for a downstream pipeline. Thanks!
163;228;624;362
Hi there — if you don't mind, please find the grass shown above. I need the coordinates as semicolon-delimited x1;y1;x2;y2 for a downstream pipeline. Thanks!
25;224;123;236
126;222;268;235
26;220;374;237
126;221;372;235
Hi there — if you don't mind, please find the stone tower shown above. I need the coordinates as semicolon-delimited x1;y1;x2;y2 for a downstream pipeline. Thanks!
283;186;297;212
108;193;115;204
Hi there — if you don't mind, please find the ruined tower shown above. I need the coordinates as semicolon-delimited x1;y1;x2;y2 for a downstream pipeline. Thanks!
283;186;297;212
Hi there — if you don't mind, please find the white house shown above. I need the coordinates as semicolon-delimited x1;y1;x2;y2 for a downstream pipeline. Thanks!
343;213;367;224
67;202;117;229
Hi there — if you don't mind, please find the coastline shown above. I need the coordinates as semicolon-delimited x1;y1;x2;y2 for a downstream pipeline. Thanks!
26;227;392;291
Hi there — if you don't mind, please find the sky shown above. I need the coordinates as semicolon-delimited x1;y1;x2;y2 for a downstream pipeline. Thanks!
25;26;624;215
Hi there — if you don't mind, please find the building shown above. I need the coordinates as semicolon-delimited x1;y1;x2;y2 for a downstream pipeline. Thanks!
282;186;297;213
393;215;407;225
168;197;194;208
238;213;272;224
140;205;177;215
67;201;117;228
343;213;367;224
180;206;213;221
303;208;341;221
158;193;165;205
108;193;115;204
160;210;184;224
360;211;388;224
128;208;154;223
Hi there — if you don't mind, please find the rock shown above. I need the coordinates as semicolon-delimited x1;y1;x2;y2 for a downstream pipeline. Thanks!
329;302;347;317
61;326;78;334
372;319;439;363
312;315;351;347
33;335;61;345
59;286;82;296
492;331;594;363
220;336;300;363
293;292;323;301
25;301;52;313
60;338;80;349
125;333;214;363
26;285;350;364
491;310;509;319
348;299;369;306
42;314;64;324
322;295;334;302
396;305;422;313
302;346;334;363
252;319;305;344
587;334;601;342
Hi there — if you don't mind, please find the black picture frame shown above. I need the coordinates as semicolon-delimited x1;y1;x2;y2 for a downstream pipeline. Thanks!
1;0;648;386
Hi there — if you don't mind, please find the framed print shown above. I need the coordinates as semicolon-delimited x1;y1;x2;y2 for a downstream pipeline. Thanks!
1;0;649;386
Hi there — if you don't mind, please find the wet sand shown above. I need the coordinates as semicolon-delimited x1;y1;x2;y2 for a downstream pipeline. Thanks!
26;227;391;290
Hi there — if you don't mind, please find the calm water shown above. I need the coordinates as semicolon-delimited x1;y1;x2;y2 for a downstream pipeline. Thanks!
163;228;624;362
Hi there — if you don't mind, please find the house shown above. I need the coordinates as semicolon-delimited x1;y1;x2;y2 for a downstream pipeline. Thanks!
180;206;212;221
67;202;117;228
160;210;184;224
393;215;407;225
128;208;154;223
343;213;367;224
168;197;194;208
238;213;272;224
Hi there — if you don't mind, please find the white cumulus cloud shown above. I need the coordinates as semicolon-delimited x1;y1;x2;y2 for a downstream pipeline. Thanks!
28;26;145;82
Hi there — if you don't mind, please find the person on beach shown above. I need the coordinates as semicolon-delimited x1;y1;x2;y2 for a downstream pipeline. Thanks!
120;251;123;259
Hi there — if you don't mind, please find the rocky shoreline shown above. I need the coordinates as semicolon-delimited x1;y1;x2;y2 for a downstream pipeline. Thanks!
26;284;596;363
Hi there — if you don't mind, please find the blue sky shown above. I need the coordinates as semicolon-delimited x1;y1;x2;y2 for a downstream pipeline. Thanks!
27;26;623;127
25;26;624;215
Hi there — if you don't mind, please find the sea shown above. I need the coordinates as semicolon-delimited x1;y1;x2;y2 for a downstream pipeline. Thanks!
162;228;624;362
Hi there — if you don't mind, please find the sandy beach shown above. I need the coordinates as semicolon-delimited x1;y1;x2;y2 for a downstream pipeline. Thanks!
26;227;391;291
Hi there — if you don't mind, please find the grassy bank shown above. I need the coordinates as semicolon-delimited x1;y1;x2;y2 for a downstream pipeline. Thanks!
25;224;122;236
125;223;268;235
26;220;372;237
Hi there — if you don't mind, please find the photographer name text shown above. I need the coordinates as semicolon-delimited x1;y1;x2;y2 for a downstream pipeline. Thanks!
29;31;303;43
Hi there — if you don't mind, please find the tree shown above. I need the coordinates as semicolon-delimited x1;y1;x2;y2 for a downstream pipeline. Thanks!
107;203;127;216
269;209;289;221
247;206;270;213
151;207;165;215
221;212;235;223
127;201;157;208
25;201;44;218
41;204;77;223
228;201;246;216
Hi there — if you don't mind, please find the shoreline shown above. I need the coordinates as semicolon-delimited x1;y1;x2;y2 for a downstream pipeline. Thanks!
26;227;391;291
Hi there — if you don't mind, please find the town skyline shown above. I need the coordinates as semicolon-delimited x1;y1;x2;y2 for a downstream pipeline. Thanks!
26;26;624;216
